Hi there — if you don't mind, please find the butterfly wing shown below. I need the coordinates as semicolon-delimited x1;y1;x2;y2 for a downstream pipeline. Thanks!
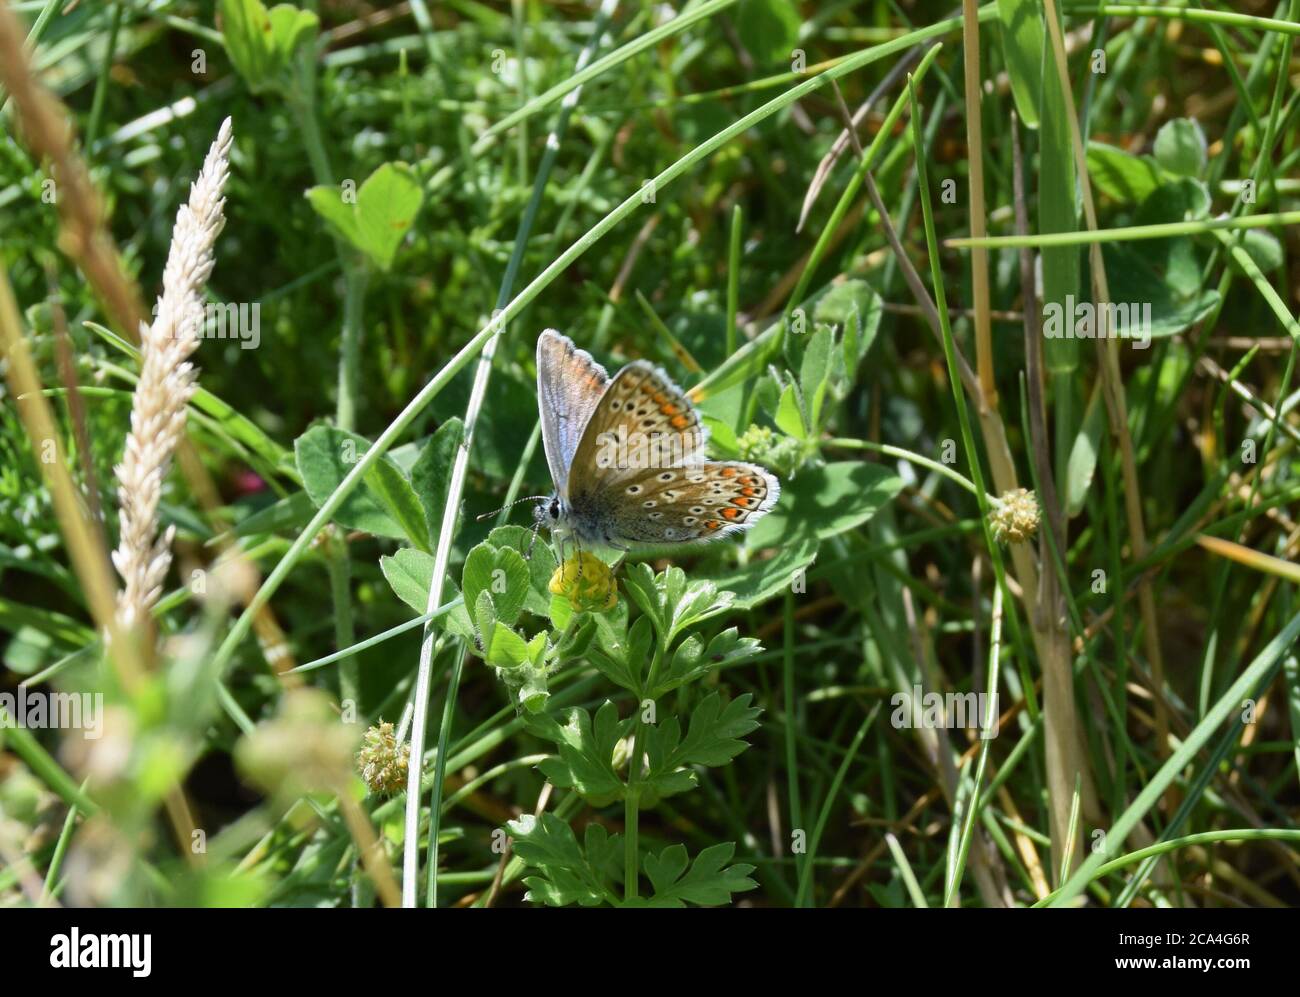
606;460;780;545
568;360;707;488
536;329;611;498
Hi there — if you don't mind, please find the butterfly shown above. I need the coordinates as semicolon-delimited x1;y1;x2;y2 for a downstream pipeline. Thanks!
534;329;779;551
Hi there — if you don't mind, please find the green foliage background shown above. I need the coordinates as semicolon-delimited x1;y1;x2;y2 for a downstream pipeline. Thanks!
3;0;1300;908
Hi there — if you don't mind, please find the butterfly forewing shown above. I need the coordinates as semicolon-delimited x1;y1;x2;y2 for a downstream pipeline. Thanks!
569;360;706;488
536;329;610;498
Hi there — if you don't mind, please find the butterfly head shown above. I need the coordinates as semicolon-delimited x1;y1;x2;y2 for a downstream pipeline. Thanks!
535;494;564;530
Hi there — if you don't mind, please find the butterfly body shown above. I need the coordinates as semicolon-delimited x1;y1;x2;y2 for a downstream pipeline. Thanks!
535;329;779;550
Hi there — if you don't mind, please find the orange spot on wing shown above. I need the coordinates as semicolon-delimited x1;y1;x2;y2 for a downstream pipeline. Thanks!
722;507;741;520
704;520;721;531
740;486;756;497
720;467;738;478
670;414;690;429
661;404;680;416
733;497;752;508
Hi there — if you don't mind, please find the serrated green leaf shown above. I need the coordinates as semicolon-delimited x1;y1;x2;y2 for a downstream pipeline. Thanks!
487;524;557;616
411;418;463;548
747;461;901;547
813;280;882;375
378;548;474;638
622;564;735;646
664;692;761;769
621;562;667;636
548;592;573;630
462;542;530;626
587;614;651;694
307;163;424;270
484;621;530;669
507;813;611;907
698;532;818;610
640;693;760;802
294;425;424;543
529;701;628;806
774;381;807;439
799;325;833;428
631;842;756;907
656;628;763;697
219;0;318;95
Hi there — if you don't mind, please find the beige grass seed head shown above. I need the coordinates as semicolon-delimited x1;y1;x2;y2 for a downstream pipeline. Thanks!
112;118;233;632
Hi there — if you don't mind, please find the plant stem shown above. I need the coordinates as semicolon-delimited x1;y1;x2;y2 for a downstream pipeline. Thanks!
336;267;369;434
959;0;995;408
425;647;467;907
624;639;663;902
725;204;741;356
783;589;803;898
325;529;358;708
624;721;646;901
828;438;989;500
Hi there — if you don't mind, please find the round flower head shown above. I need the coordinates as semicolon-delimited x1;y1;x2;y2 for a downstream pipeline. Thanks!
990;488;1040;545
357;720;410;796
549;552;618;612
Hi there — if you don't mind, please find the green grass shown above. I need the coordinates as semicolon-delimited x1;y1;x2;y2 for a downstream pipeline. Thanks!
1;0;1299;909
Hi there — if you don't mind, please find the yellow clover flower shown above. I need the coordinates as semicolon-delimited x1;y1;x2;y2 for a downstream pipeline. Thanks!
548;552;618;613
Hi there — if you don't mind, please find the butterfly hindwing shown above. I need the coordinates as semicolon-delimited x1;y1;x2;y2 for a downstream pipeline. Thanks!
606;461;780;545
536;329;610;499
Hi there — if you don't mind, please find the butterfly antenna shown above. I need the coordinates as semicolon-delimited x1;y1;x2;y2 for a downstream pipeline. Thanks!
476;495;549;522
